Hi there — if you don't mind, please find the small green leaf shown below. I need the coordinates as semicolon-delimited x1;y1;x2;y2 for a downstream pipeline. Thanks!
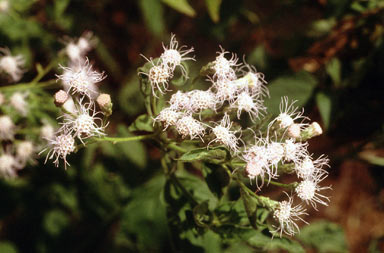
359;150;384;166
205;0;222;23
326;58;342;86
162;0;196;17
43;209;69;236
139;0;165;37
240;187;258;229
265;71;317;115
178;147;228;162
297;221;348;253
128;114;154;132
316;92;332;130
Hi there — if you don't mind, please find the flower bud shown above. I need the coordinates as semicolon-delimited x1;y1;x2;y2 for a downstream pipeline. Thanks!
54;90;68;107
96;93;112;116
301;122;323;140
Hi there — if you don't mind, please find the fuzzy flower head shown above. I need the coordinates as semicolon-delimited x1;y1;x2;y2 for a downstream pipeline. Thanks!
60;102;106;144
10;92;28;116
270;97;308;130
154;107;181;130
283;139;308;165
0;48;24;82
169;91;190;111
175;115;205;140
64;31;96;63
189;90;217;113
212;47;240;81
266;141;285;168
160;34;194;77
295;174;331;210
235;62;269;98
271;194;308;237
295;155;329;179
57;59;106;99
0;115;15;140
0;153;19;179
139;56;172;97
209;113;240;153
40;123;55;141
16;141;34;163
214;79;239;103
44;132;76;169
231;91;265;121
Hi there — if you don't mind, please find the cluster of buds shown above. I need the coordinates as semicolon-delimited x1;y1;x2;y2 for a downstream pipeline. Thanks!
42;32;112;169
144;35;331;237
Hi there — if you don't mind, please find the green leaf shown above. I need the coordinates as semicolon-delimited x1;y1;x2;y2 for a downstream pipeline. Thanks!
205;0;222;23
139;0;165;37
116;125;148;168
326;58;342;86
316;92;332;130
43;209;69;236
202;163;231;198
0;241;18;253
240;187;258;229
162;0;196;17
297;221;348;253
265;71;317;115
247;230;305;253
359;150;384;166
193;201;212;227
178;147;228;162
128;114;154;132
118;75;145;116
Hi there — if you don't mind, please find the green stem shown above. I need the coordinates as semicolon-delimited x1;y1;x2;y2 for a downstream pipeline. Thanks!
31;59;58;84
0;80;58;91
94;134;155;144
167;143;188;153
170;174;198;206
236;177;278;209
268;180;298;190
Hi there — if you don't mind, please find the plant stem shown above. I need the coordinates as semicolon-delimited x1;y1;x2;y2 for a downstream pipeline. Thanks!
167;143;188;153
0;80;58;91
170;173;198;206
268;180;298;190
94;134;155;144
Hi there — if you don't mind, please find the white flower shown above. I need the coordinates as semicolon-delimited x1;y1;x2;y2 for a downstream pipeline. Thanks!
139;56;172;97
0;48;24;82
154;107;181;130
40;123;55;141
10;92;28;116
0;153;19;179
271;194;308;237
213;78;238;103
243;139;277;185
60;102;106;144
295;155;329;179
16;141;34;163
64;31;95;63
43;132;76;169
0;115;15;140
283;139;308;165
169;91;190;111
188;90;217;113
236;65;269;98
209;113;240;153
57;59;106;99
266;141;285;168
175;114;205;140
0;0;9;13
269;97;308;130
160;34;194;77
212;47;240;81
230;91;265;121
295;174;331;210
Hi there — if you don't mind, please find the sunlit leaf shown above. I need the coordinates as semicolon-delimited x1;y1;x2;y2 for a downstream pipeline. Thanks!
205;0;222;23
162;0;196;17
316;92;332;130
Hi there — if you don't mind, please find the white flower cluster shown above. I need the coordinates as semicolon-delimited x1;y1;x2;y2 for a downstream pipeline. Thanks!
0;48;24;82
43;32;110;169
146;36;331;237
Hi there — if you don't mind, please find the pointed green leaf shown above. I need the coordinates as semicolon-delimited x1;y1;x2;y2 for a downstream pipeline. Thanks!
316;92;332;130
205;0;222;23
178;147;228;162
162;0;196;17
